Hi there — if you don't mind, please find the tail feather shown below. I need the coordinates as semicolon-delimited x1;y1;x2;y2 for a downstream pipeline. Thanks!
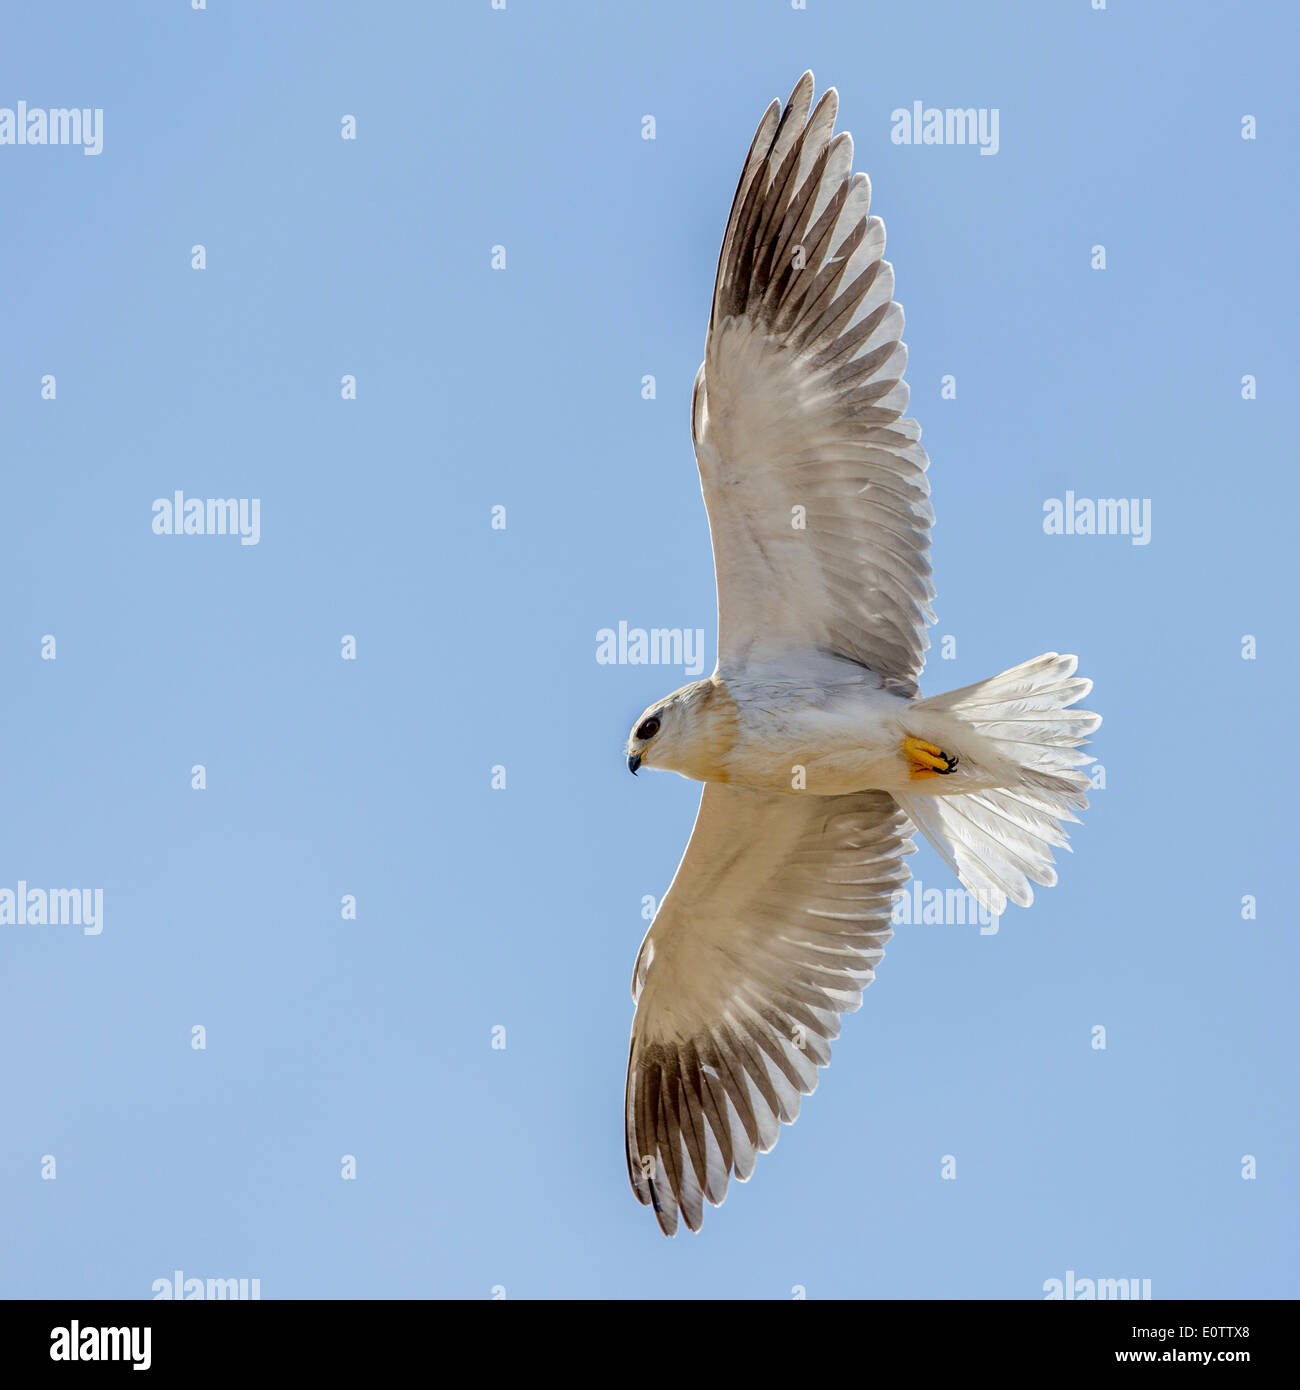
897;652;1100;914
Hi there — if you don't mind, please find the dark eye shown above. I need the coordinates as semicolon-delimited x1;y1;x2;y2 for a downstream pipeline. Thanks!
636;717;660;741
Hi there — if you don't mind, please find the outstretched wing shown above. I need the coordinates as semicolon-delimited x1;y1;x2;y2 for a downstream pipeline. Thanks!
693;72;935;693
625;783;913;1234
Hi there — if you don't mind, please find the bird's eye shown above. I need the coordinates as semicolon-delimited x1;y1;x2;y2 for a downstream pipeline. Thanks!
636;717;661;741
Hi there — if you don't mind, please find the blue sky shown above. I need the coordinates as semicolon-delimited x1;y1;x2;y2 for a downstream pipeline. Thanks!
1;0;1295;1298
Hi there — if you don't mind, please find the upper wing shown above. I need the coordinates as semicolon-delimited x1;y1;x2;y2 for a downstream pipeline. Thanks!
694;71;935;692
625;783;914;1234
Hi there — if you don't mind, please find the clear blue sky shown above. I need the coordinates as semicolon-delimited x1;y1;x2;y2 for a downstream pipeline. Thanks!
1;0;1295;1299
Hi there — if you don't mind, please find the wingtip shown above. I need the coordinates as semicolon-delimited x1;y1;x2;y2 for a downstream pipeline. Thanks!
650;1180;679;1237
809;84;839;128
788;70;816;104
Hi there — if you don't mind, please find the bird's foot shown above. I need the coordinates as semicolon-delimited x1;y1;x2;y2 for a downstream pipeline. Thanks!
903;735;959;780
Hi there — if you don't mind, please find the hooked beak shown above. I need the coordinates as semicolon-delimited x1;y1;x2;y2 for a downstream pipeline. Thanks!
627;751;642;776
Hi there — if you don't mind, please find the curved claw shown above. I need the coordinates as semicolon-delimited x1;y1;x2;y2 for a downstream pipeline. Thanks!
903;735;959;780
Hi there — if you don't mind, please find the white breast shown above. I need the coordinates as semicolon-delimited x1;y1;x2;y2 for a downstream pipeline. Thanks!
722;677;912;795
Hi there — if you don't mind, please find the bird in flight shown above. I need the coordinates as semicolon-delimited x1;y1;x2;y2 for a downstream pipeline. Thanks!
622;73;1101;1235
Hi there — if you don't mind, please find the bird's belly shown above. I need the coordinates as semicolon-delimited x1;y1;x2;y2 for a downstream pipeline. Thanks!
720;697;911;796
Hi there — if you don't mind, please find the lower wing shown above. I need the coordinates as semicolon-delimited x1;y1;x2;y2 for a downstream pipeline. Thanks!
626;782;914;1234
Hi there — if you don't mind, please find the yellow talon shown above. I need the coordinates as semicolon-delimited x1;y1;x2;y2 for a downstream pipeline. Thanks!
903;735;959;780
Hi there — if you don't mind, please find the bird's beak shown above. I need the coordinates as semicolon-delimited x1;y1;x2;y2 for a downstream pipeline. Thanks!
627;751;642;776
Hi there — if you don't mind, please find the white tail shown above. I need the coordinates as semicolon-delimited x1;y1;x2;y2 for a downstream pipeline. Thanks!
896;653;1101;914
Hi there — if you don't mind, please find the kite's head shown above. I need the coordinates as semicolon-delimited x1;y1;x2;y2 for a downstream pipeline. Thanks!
625;679;736;782
625;705;664;775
